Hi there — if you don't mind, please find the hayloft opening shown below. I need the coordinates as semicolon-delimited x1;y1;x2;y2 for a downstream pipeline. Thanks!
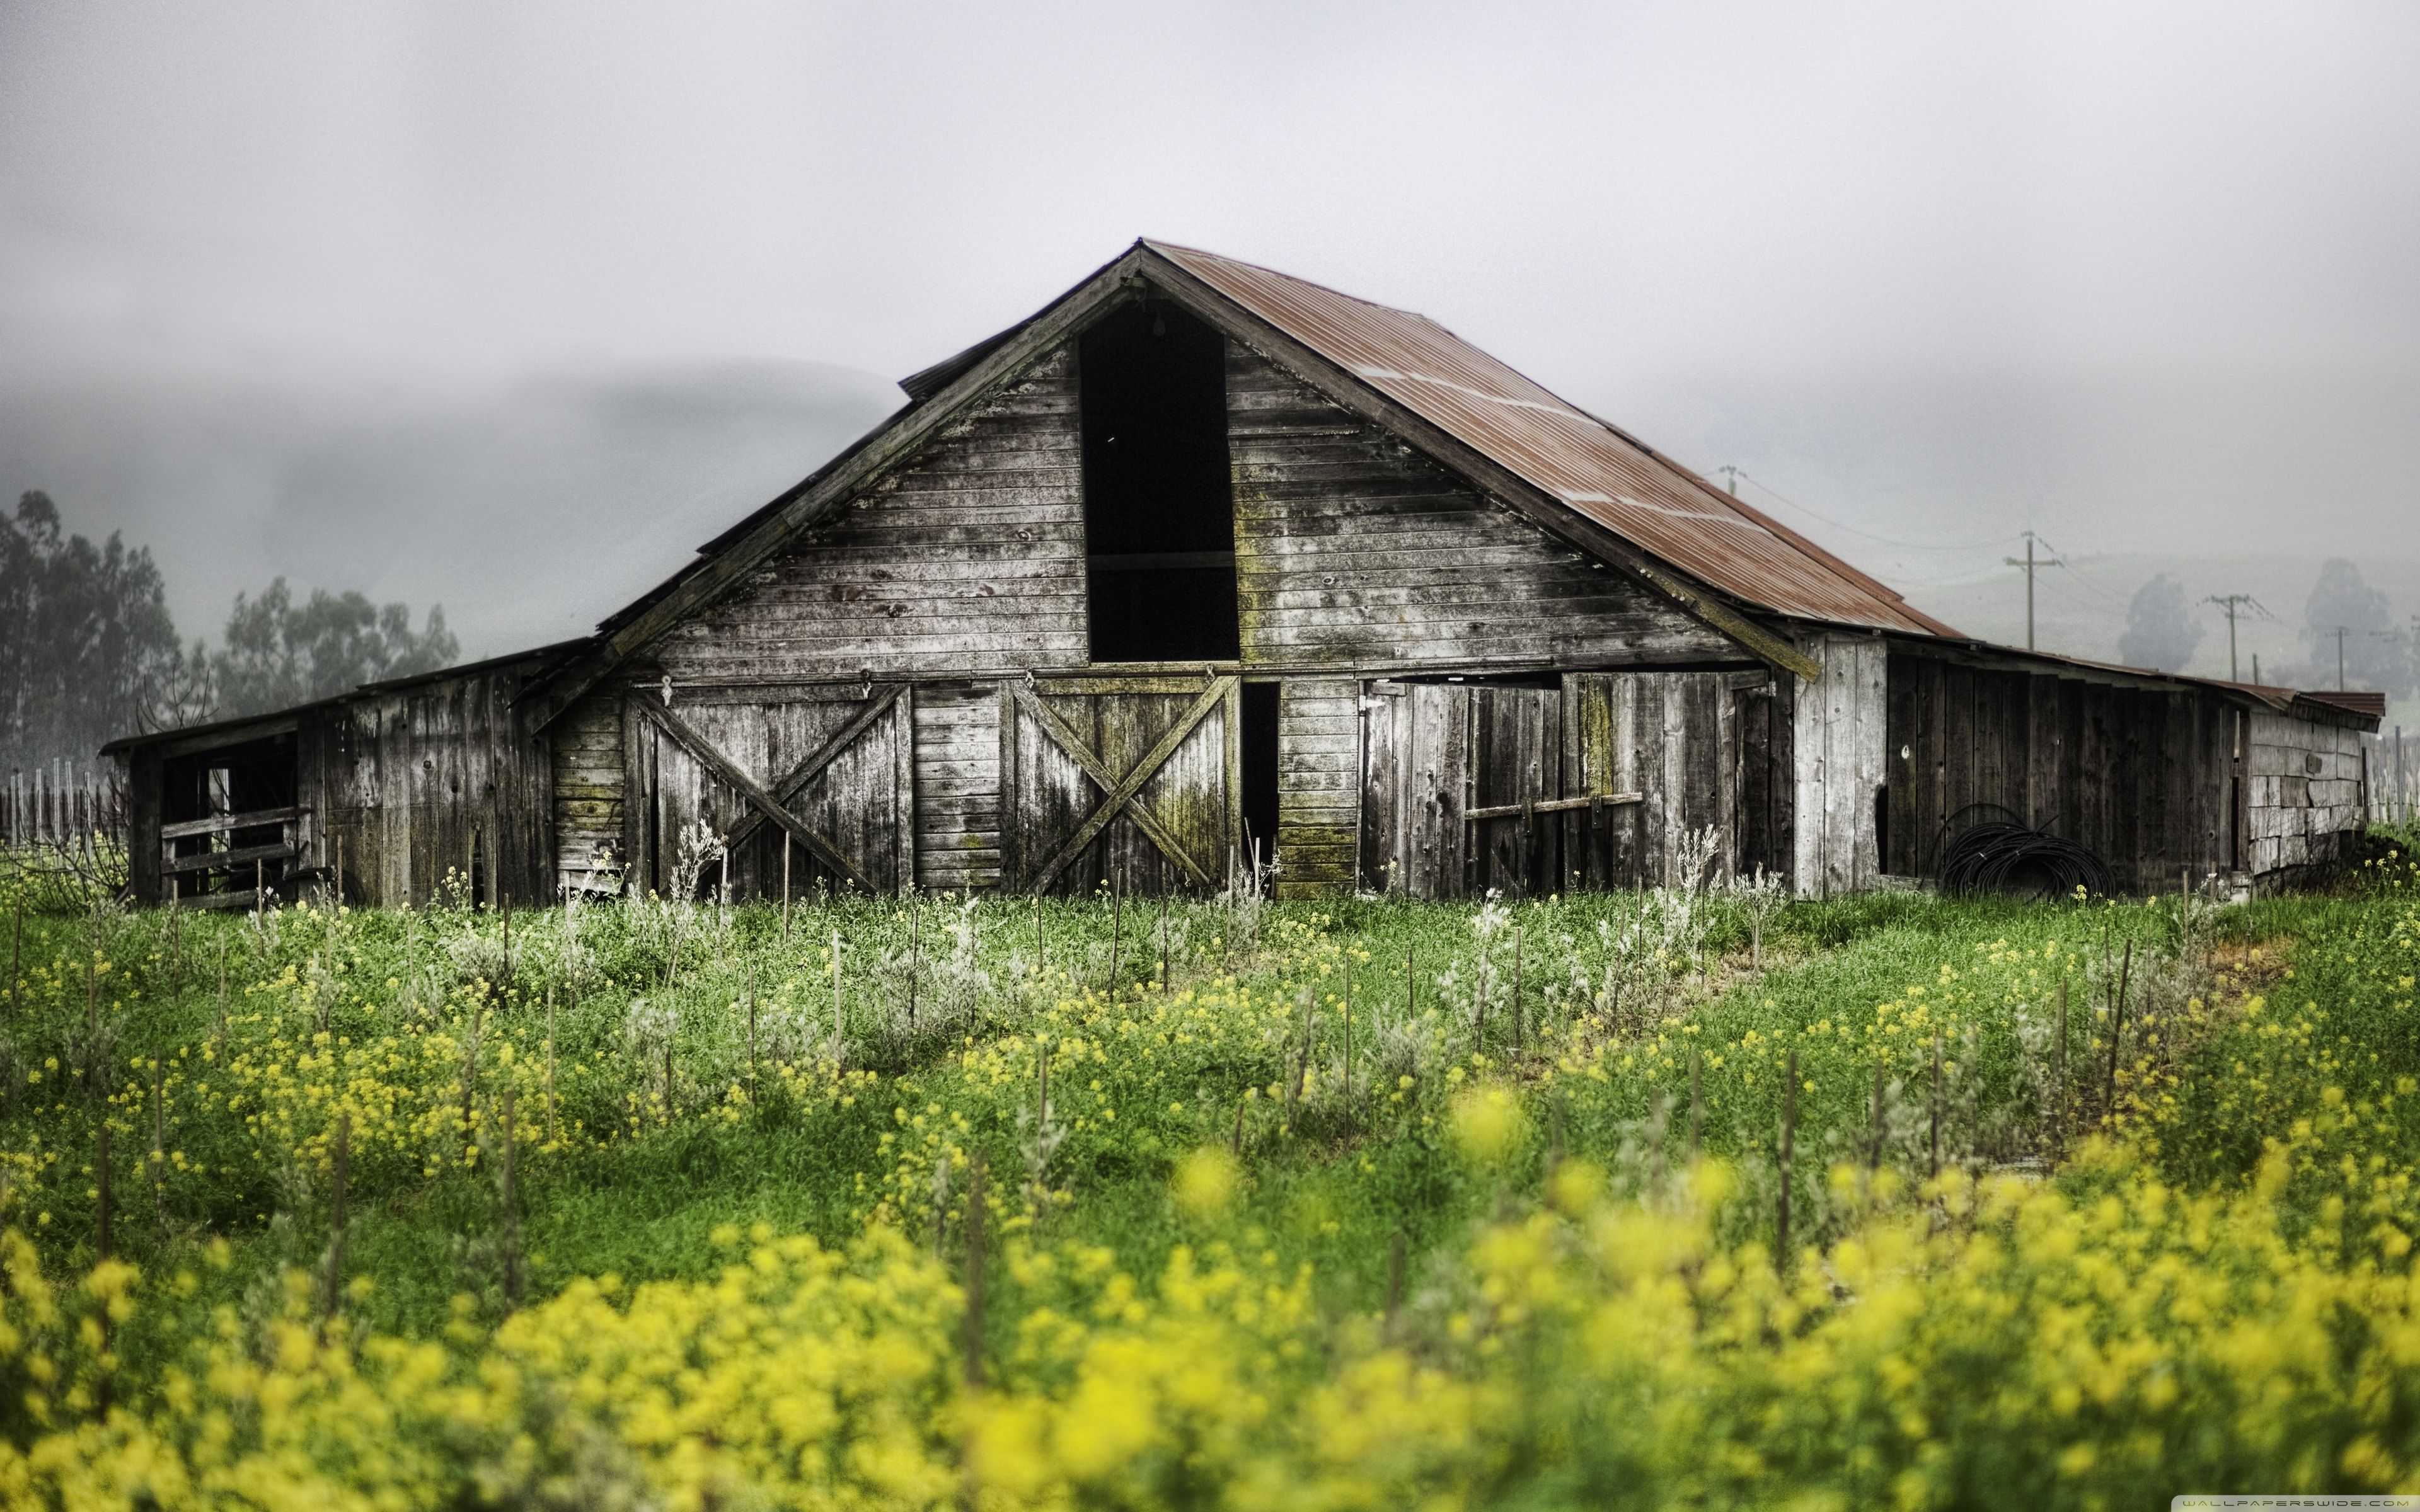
1080;296;1239;662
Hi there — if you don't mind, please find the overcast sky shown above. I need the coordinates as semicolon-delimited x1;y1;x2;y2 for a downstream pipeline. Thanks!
3;1;2415;654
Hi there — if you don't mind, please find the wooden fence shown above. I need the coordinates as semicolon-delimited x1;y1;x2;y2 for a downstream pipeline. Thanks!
2377;728;2417;830
4;762;127;850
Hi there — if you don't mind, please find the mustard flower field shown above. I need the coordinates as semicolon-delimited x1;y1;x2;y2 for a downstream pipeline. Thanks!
0;849;2416;1508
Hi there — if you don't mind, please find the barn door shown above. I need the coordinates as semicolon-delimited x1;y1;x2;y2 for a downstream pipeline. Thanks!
626;684;914;896
1561;670;1782;891
1359;681;1565;899
1002;675;1238;895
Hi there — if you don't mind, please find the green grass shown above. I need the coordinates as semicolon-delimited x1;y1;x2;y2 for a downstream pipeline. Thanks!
0;872;2349;1372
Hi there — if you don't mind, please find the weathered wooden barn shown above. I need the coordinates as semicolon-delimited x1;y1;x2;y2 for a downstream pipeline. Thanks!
105;241;2382;907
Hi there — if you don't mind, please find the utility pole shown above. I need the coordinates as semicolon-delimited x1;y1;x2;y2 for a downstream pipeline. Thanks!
1715;464;1742;497
2333;626;2351;690
2203;595;2268;684
2003;532;2061;651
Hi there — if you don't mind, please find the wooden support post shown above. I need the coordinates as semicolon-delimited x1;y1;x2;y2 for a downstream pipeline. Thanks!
498;1085;522;1313
1648;1087;1667;1191
1869;1057;1887;1174
151;1057;168;1235
781;833;793;944
1342;959;1353;1132
1776;1048;1798;1276
962;1153;988;1389
2053;979;2068;1160
2107;940;2133;1126
1689;1048;1703;1159
1109;869;1123;996
325;1112;350;1324
832;929;844;1063
1929;1033;1943;1179
95;1122;112;1264
1511;926;1523;1055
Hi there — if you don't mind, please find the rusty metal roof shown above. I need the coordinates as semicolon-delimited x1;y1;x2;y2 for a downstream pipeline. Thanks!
1150;241;1960;638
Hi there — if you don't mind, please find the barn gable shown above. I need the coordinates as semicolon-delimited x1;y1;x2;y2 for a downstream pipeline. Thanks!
587;294;1755;899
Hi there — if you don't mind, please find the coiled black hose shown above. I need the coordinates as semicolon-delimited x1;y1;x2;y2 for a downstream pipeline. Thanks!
1935;821;2113;900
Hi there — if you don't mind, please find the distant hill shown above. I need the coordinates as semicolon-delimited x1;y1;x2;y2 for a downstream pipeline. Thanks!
0;360;903;659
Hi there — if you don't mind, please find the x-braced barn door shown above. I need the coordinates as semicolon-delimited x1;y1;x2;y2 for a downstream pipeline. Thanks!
1360;681;1574;899
1001;674;1239;895
626;683;914;896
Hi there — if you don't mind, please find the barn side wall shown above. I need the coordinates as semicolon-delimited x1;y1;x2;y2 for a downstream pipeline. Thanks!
1879;644;2372;894
312;663;554;908
2246;710;2368;888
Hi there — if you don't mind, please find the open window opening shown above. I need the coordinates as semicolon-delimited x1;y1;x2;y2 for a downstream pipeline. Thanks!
1240;682;1281;888
161;732;299;903
1080;295;1240;662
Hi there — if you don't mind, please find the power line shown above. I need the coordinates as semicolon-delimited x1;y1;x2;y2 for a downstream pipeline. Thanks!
1718;467;2017;554
2203;595;2273;684
2003;532;2063;651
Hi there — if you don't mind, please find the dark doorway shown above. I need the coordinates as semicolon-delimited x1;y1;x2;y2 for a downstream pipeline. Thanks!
1240;682;1281;885
161;731;298;902
1080;296;1240;662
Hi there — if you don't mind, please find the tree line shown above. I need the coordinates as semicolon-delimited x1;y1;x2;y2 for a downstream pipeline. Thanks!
0;490;458;773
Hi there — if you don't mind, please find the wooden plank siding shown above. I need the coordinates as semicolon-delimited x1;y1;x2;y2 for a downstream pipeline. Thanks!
1792;634;1888;897
1884;646;2256;895
1001;679;1235;896
650;345;1090;686
551;690;623;888
915;682;1003;894
2245;710;2367;886
619;684;913;900
1559;670;1787;893
1277;676;1359;896
1224;345;1741;671
309;663;553;908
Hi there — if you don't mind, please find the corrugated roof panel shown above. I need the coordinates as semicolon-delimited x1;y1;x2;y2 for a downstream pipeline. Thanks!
1151;241;1957;637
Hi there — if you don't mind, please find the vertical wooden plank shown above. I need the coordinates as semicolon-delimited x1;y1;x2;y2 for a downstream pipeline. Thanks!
1884;652;1916;876
894;684;917;893
997;682;1022;890
1791;639;1826;895
1225;676;1243;891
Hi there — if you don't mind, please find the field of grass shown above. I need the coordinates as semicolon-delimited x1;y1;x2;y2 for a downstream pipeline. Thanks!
1;847;2416;1506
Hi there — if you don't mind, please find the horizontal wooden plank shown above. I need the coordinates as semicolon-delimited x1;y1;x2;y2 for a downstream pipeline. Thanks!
164;841;298;875
1464;792;1642;822
161;805;305;841
176;887;273;912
